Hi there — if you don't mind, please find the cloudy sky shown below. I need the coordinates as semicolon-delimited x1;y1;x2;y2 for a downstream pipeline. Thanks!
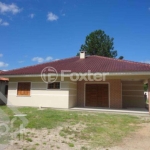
0;0;150;70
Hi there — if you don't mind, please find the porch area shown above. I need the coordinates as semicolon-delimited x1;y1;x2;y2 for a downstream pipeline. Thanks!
76;78;150;114
71;107;149;115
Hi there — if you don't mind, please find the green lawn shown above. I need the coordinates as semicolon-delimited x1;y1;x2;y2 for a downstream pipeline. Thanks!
0;106;142;148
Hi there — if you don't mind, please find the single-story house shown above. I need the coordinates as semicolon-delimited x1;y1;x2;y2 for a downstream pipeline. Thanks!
0;52;150;113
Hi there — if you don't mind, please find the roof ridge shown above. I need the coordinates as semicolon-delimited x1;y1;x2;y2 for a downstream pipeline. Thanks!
92;55;150;66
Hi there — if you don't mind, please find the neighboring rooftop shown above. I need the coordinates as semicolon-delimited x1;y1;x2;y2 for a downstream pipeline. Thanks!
0;77;9;81
0;70;4;73
1;55;150;76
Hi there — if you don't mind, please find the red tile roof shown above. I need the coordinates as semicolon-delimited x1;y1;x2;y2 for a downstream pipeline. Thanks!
1;56;150;75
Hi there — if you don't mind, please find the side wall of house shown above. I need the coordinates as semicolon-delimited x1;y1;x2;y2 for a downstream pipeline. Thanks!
77;79;122;109
7;77;77;108
122;81;145;108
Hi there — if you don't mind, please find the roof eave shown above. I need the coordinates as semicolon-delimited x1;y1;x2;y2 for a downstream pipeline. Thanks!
1;71;150;78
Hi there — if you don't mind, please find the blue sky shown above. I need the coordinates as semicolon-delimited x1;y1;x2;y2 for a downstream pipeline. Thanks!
0;0;150;70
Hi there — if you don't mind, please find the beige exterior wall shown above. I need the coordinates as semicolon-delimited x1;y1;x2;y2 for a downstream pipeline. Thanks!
7;77;77;108
6;74;149;109
122;81;145;108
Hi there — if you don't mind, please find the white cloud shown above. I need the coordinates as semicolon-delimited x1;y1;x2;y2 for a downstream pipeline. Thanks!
32;56;53;63
32;57;44;63
141;60;150;64
29;13;35;19
45;56;53;61
47;12;58;21
0;2;22;14
0;18;9;26
55;59;60;61
1;21;9;26
0;53;3;57
0;61;8;67
144;61;150;64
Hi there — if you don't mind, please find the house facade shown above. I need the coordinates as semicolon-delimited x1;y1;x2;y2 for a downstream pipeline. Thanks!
0;52;150;112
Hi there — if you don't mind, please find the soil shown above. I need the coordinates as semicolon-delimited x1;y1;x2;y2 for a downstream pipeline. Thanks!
101;122;150;150
4;123;90;150
1;116;150;150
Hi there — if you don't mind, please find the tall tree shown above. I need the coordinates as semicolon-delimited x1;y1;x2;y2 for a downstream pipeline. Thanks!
77;30;123;59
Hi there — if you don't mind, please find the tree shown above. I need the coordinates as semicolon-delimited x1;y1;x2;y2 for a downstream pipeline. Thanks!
118;56;124;60
77;30;123;59
144;84;148;91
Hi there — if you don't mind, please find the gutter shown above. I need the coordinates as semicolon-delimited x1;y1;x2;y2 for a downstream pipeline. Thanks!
0;71;150;78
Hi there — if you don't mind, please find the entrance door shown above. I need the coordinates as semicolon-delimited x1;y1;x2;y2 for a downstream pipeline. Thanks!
86;84;109;107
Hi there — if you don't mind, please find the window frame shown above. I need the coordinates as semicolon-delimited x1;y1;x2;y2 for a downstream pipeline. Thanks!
47;82;60;90
17;82;31;96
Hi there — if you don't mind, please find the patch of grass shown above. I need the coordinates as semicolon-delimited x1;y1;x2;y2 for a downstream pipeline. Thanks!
60;127;77;136
69;137;74;140
68;142;74;147
25;137;32;142
0;106;143;147
59;131;66;137
0;134;10;144
30;148;36;150
81;146;88;150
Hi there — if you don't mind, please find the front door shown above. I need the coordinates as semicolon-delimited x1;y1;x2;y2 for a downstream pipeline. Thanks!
86;84;109;107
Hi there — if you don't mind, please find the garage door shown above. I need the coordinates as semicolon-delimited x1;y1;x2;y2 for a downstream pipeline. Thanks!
86;84;109;107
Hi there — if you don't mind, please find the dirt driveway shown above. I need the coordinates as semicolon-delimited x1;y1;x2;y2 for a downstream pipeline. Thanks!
103;118;150;150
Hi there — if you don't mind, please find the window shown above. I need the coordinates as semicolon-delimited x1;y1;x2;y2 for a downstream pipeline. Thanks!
48;82;60;89
17;82;31;96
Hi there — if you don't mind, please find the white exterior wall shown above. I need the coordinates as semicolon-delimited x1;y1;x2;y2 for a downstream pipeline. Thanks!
7;80;77;108
68;82;77;108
